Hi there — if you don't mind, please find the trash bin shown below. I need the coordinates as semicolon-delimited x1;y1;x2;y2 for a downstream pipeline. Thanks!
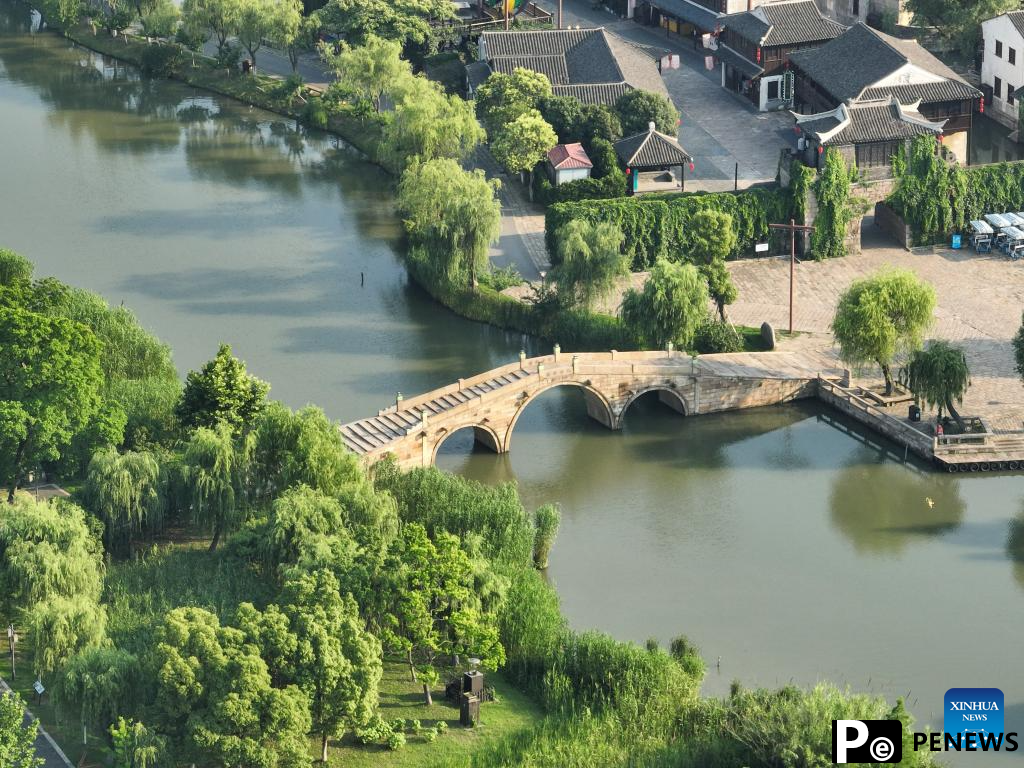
909;404;921;422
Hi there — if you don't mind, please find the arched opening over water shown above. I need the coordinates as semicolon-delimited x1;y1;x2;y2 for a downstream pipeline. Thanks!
620;388;689;421
504;382;614;452
432;423;504;464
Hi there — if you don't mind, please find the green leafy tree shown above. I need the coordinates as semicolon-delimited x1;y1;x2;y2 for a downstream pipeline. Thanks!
906;0;1016;57
551;220;629;310
26;595;107;677
320;36;409;113
153;607;312;768
235;0;277;71
269;0;307;72
182;0;241;55
262;484;352;570
177;343;269;434
615;89;679;136
182;423;240;551
250;403;362;501
810;148;853;260
38;0;82;29
140;0;180;37
621;259;709;349
383;77;485;167
110;718;166;768
0;249;33;285
398;159;502;289
0;497;105;618
84;448;165;550
901;341;971;431
491;109;558;191
0;692;42;768
276;569;382;762
831;269;936;395
688;209;738;321
474;68;552;136
0;306;103;502
532;504;560;569
538;95;584;143
315;0;452;47
53;647;141;745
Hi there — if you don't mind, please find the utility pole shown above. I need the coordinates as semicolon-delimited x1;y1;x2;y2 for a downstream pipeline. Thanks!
504;0;510;30
768;218;813;335
8;625;15;680
558;0;563;29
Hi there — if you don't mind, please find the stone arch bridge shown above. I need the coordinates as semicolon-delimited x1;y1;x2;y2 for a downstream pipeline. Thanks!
340;349;842;469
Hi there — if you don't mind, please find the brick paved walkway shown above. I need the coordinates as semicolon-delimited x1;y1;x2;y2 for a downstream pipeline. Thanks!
727;244;1024;433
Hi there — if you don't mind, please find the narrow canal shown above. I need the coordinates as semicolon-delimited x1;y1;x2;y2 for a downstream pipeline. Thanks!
1;4;1020;755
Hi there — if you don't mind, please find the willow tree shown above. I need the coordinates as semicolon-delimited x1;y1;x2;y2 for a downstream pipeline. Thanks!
84;448;165;550
688;209;738;320
532;504;561;569
398;159;502;289
901;341;971;431
552;220;629;311
26;596;107;677
53;647;141;744
319;35;408;113
831;269;936;395
182;423;239;551
0;497;104;617
621;259;709;349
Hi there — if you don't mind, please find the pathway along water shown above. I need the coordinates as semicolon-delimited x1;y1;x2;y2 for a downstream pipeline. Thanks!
1;6;1021;759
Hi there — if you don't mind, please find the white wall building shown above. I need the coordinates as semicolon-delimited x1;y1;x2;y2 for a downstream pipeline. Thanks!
981;11;1024;129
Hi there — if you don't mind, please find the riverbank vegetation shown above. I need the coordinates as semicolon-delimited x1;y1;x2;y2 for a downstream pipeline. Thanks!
0;248;947;767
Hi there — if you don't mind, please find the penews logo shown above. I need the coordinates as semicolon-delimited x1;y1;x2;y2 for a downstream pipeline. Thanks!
832;720;902;764
944;688;1004;738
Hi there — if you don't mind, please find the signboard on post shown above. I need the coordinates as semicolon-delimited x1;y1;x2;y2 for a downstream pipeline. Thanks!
33;680;45;696
755;242;769;255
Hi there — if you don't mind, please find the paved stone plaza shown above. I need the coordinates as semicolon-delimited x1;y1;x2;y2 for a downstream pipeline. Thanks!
727;244;1024;433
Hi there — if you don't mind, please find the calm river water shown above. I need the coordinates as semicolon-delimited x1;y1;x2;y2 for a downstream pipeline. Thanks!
1;3;1021;756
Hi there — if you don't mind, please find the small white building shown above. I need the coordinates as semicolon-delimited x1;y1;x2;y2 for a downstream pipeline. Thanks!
981;11;1024;128
546;143;593;185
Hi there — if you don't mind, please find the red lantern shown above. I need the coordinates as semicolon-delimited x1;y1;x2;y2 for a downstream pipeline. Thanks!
980;98;985;114
756;47;762;63
625;167;632;175
689;162;695;172
937;134;944;143
817;145;824;155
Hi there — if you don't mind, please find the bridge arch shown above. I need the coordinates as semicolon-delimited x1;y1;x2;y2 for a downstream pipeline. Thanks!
619;386;689;420
431;422;504;465
503;381;615;453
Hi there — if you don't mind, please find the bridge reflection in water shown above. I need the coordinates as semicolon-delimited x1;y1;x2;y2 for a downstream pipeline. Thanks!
341;349;841;469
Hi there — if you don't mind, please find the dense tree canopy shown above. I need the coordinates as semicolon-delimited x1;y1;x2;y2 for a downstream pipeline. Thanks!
906;0;1016;57
475;68;552;137
320;36;409;113
84;448;165;549
398;159;502;289
0;305;103;501
182;423;240;551
490;109;557;183
615;90;679;136
621;260;709;349
831;269;936;394
177;343;269;434
688;209;738;321
0;692;41;768
382;76;485;167
552;220;629;310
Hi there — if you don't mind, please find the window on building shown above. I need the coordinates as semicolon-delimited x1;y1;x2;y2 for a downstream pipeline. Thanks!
1011;48;1017;65
995;76;1003;99
767;79;780;100
852;0;859;15
855;141;900;169
996;40;1004;58
1010;86;1017;106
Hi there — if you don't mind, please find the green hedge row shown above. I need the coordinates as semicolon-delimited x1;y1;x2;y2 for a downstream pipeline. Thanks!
532;170;627;206
545;187;794;270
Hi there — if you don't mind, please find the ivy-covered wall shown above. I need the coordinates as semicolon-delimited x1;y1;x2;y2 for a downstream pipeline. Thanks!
544;187;794;270
888;136;1024;245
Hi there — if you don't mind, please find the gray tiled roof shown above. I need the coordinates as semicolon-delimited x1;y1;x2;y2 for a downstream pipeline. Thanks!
644;0;720;31
465;60;491;91
715;44;764;78
614;126;692;167
552;82;631;105
479;28;670;108
862;80;979;103
724;0;846;48
796;98;945;146
1007;10;1024;39
789;23;979;104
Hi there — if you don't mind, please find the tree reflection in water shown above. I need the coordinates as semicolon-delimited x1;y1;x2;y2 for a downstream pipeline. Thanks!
829;464;966;554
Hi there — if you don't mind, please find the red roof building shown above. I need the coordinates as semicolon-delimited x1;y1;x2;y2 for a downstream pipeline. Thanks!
546;143;594;186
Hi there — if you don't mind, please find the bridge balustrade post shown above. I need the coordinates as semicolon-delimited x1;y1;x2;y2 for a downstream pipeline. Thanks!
611;349;617;361
396;392;403;408
553;344;561;362
572;354;579;374
421;410;429;430
537;363;546;377
519;350;526;370
667;341;674;356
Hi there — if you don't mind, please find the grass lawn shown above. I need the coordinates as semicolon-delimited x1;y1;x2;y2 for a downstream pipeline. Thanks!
325;661;542;767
